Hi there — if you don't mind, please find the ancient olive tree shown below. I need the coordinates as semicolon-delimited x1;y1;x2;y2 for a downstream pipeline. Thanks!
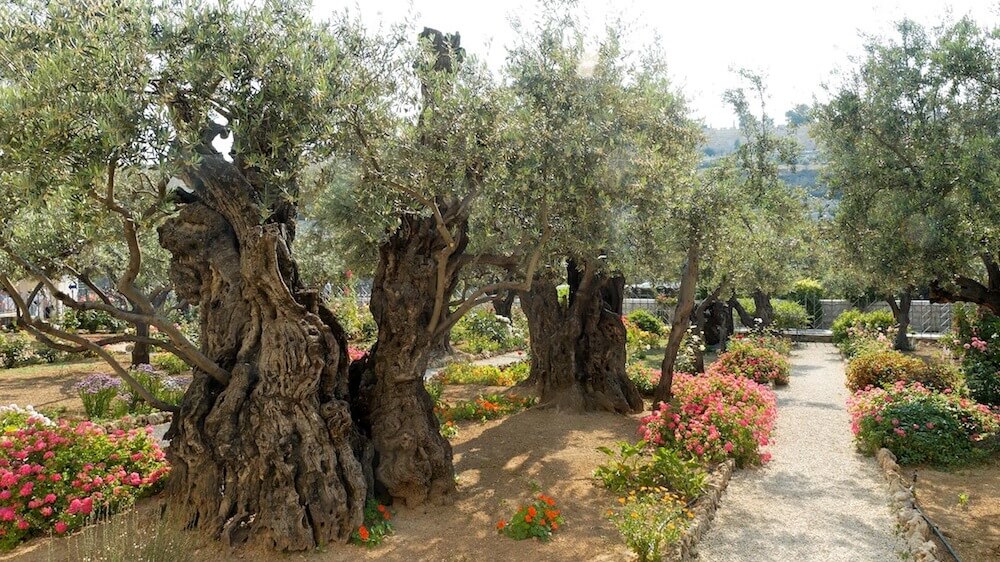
815;18;1000;321
0;0;412;550
504;16;700;414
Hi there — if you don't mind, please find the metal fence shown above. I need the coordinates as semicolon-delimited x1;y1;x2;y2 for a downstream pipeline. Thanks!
813;299;952;333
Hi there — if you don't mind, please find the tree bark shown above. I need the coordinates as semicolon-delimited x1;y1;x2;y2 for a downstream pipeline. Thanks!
885;288;913;351
929;254;1000;315
654;241;699;405
131;321;151;366
491;289;516;319
159;157;366;551
752;289;774;328
353;211;464;507
519;261;642;414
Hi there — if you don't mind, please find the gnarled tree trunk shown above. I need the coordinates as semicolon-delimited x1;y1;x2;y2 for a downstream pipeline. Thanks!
752;289;774;328
519;261;641;414
159;157;365;551
352;211;463;507
654;242;699;405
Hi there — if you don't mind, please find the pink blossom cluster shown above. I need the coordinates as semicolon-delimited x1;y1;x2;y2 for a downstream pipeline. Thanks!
707;342;790;386
347;346;368;362
639;373;778;467
846;380;998;439
963;336;988;352
0;413;170;549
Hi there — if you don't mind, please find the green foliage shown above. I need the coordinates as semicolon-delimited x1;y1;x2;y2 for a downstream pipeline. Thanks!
74;366;188;420
451;308;524;355
609;492;691;562
953;309;1000;406
594;441;706;501
329;294;377;344
497;494;564;542
626;309;665;336
831;309;896;347
435;360;529;386
435;394;536;423
0;332;31;369
626;321;661;360
848;382;999;466
626;363;660;396
787;278;824;327
729;333;793;356
349;499;394;548
845;351;929;392
735;298;810;329
150;354;189;377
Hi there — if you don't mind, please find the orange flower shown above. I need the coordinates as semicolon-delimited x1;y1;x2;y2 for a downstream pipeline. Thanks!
524;514;533;524
527;506;537;518
496;520;506;531
377;504;386;513
551;522;559;531
358;525;370;541
539;494;556;507
545;509;559;520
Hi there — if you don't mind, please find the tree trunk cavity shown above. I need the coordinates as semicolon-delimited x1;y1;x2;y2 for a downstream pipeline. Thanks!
519;262;642;414
353;210;465;508
159;156;365;551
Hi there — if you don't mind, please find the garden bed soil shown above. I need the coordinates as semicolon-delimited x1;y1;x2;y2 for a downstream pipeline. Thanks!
905;457;1000;562
6;407;654;562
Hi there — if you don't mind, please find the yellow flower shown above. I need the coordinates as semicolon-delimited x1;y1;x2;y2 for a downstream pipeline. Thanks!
617;497;626;504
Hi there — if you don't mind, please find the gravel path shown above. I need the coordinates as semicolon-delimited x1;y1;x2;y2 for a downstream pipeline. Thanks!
697;342;905;561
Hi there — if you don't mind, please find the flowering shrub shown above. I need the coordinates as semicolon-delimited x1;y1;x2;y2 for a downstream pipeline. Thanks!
435;394;536;423
609;490;692;562
435;361;529;386
74;374;123;419
0;410;169;549
730;333;793;356
831;309;895;348
733;298;810;329
952;307;1000;406
497;494;563;541
350;499;393;548
708;340;790;386
639;373;777;467
847;381;999;466
150;353;189;376
844;351;927;392
626;363;660;396
347;346;368;362
625;319;661;360
840;333;893;359
594;441;706;501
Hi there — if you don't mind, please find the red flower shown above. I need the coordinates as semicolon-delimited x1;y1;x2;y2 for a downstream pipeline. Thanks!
358;525;370;541
496;520;506;531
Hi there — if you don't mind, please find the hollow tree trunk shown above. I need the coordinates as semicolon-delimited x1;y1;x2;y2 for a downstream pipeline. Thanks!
519;263;641;414
654;242;699;405
886;288;913;351
352;211;464;507
159;157;365;551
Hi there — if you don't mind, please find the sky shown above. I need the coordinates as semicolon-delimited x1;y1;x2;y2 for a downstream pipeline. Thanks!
312;0;1000;128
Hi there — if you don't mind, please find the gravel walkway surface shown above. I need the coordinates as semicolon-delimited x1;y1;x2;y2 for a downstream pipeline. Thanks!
697;342;905;561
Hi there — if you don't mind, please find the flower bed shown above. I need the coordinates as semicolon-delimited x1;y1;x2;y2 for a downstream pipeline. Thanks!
639;373;777;467
74;365;188;420
0;406;169;549
434;361;529;386
707;340;790;386
847;381;999;466
435;394;537;423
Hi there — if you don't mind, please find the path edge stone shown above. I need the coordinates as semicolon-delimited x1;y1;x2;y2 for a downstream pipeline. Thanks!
668;458;736;561
875;448;941;562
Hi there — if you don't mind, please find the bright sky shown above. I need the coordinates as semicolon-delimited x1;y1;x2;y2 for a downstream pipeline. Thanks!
312;1;1000;128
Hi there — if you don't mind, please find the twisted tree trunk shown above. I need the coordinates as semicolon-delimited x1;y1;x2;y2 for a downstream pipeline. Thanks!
519;261;642;414
886;288;913;351
752;289;774;328
654;242;699;405
352;211;464;507
159;157;365;551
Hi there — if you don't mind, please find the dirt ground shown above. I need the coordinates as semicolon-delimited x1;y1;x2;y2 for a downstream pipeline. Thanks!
906;456;1000;562
0;357;115;419
5;404;644;562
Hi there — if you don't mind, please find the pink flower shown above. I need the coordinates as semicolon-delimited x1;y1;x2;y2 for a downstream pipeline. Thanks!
54;521;68;534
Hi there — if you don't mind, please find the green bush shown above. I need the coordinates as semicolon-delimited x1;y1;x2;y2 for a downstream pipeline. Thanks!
594;441;706;501
329;295;377;343
953;308;1000;406
75;310;125;333
626;321;661;360
787;278;824;327
832;309;895;346
0;331;31;368
729;333;793;356
626;309;665;336
734;298;810;330
626;363;660;396
845;351;927;392
848;382;999;466
435;360;529;386
452;308;525;355
151;353;189;376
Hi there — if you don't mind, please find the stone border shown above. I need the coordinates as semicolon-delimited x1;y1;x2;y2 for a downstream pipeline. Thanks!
96;411;172;433
875;448;941;562
668;458;736;561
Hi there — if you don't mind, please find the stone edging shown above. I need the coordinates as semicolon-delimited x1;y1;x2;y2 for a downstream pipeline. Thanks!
669;458;736;561
875;448;941;562
96;411;173;433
